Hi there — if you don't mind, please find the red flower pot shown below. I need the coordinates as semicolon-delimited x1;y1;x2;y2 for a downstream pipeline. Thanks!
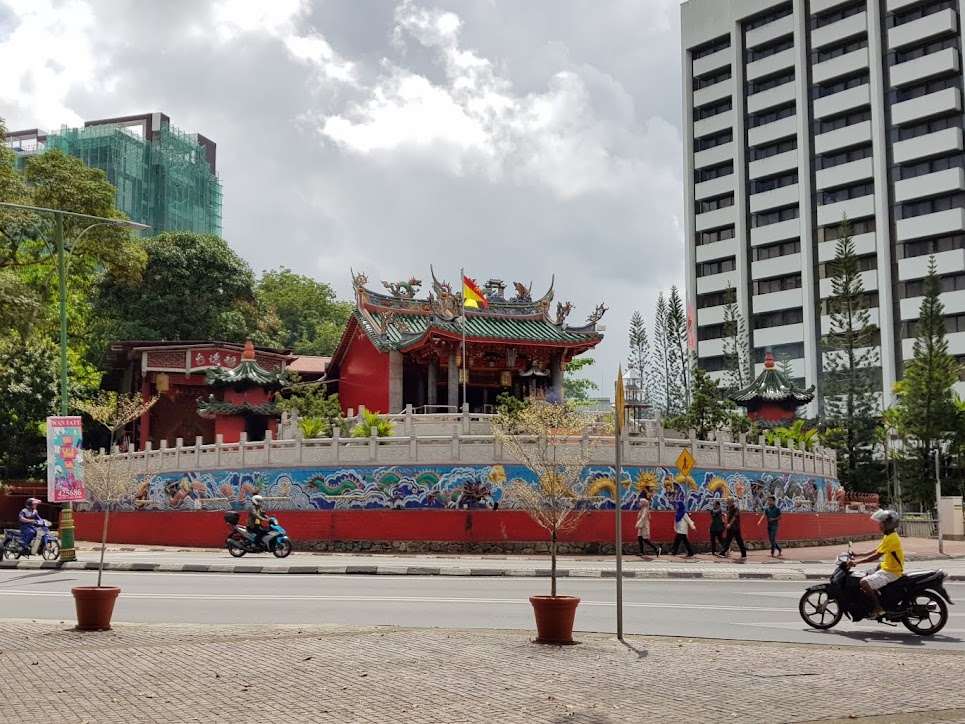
71;586;121;631
529;595;580;644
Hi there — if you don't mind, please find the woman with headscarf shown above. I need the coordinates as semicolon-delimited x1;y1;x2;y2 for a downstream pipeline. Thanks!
635;491;660;557
669;499;695;557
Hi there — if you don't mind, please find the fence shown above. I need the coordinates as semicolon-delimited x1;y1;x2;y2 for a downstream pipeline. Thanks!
900;518;938;539
0;484;59;529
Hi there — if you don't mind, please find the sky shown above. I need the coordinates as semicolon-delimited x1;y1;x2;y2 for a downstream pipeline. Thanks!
0;0;686;395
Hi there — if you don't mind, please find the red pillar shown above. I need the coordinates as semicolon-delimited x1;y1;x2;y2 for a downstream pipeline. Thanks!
139;376;152;450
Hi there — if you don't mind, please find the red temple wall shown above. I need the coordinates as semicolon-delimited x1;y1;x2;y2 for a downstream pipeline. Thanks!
338;334;390;414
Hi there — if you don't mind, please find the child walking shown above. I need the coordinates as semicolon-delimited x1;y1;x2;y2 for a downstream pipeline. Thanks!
709;500;725;556
635;491;660;557
670;500;695;557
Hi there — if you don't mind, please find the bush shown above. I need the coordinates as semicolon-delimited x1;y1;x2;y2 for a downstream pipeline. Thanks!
350;409;394;438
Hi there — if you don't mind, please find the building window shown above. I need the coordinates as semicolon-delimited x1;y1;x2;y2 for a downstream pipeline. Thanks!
698;323;726;341
890;114;961;142
751;205;799;228
818;255;877;279
747;69;795;96
819;292;879;314
753;343;804;362
753;308;804;330
695;130;733;151
693;35;730;60
748;102;795;128
896;192;965;220
899;271;965;298
888;0;956;29
813;71;869;99
750;171;798;194
746;35;793;62
749;137;797;161
890;75;962;105
698;355;728;372
889;35;960;66
896;233;965;259
694;67;732;90
817;217;875;242
698;226;736;246
697;161;734;182
904;312;965;337
812;36;868;65
698;194;735;213
696;98;733;120
745;3;792;31
815;108;872;135
697;258;737;278
754;274;802;294
697;291;728;309
811;0;865;29
892;154;965;182
754;239;801;261
815;144;873;170
818;182;874;206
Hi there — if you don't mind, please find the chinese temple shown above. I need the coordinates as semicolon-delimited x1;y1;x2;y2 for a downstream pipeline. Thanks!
729;351;815;425
326;269;606;414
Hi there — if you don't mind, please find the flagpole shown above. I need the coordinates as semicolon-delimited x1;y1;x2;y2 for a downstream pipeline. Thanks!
461;267;467;409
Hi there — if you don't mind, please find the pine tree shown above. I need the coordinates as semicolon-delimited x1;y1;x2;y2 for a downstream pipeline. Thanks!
665;286;691;413
895;256;961;506
626;311;651;406
652;293;671;416
721;283;750;392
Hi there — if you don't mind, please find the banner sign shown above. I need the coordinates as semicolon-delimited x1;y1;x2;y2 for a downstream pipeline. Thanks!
46;416;86;503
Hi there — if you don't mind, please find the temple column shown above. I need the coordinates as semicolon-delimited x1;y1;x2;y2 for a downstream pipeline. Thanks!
427;359;438;407
551;355;564;398
139;376;152;450
389;351;404;413
447;352;458;410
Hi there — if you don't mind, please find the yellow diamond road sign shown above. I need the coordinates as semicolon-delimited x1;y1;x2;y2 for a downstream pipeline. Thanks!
615;367;625;429
676;449;695;477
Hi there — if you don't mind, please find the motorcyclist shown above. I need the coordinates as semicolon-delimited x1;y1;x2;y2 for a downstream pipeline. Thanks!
18;498;44;554
848;509;904;619
246;494;270;548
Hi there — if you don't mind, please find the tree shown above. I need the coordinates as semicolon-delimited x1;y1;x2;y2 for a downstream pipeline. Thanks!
820;217;882;492
562;356;598;403
721;283;750;392
626;311;651;406
665;286;691;413
90;232;283;352
664;367;743;440
275;378;345;437
893;257;961;506
256;268;353;356
651;292;673;416
0;339;60;479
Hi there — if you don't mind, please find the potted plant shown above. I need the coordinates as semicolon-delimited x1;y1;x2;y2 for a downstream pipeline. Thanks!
491;401;604;644
72;392;158;631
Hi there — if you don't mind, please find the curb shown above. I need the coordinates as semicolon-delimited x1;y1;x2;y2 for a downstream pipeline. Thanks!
2;559;963;582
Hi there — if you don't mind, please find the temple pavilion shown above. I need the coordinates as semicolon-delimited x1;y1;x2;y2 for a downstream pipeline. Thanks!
325;269;606;415
729;351;815;426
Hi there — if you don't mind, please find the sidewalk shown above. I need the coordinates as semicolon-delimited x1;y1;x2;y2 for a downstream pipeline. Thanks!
0;620;962;723
2;537;962;581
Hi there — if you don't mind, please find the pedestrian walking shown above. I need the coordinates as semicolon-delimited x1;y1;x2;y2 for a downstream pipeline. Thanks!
669;499;695;557
709;500;725;556
635;491;660;557
758;495;782;557
718;496;747;559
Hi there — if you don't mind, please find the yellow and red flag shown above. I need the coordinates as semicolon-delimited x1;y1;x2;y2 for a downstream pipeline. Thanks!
463;275;488;309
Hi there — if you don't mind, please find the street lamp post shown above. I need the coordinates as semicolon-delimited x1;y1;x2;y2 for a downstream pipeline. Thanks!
932;443;949;556
0;201;149;561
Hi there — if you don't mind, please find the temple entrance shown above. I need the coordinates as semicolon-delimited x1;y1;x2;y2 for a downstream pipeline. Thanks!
244;414;269;442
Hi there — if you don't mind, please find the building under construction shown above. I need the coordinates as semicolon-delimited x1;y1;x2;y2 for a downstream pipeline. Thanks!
4;112;222;237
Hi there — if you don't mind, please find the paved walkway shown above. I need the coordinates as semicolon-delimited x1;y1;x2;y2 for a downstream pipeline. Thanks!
2;537;962;581
0;621;963;723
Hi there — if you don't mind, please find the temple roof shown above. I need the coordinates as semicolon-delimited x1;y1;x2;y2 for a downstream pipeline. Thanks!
330;268;606;363
205;341;287;387
197;397;278;419
729;352;815;407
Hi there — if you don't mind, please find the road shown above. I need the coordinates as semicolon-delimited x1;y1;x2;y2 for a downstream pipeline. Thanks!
1;568;962;651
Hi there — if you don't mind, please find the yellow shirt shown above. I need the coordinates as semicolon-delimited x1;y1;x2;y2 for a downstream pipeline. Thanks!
876;532;904;576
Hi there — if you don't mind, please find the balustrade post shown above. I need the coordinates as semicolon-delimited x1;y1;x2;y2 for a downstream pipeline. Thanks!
159;440;167;472
195;436;203;468
370;425;378;462
175;437;183;470
462;403;470;434
144;441;153;472
216;434;223;468
331;426;340;464
581;430;589;457
410;434;418;461
265;429;273;465
239;432;247;466
405;404;413;435
451;432;460;461
657;427;666;467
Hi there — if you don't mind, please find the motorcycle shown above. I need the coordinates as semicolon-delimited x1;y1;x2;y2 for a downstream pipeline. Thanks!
2;520;61;561
223;511;292;558
799;549;954;636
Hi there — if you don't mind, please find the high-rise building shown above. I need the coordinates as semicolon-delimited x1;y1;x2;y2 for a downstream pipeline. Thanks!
4;112;222;237
681;0;965;411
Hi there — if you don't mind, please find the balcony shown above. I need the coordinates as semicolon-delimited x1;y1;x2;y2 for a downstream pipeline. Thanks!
750;218;800;247
746;48;795;82
813;0;862;13
693;46;731;78
887;0;933;10
888;8;958;50
900;289;965;321
696;237;738;264
754;322;806;348
812;47;869;85
749;184;799;214
752;252;802;281
694;174;735;200
693;78;733;109
894;167;965;204
697;337;726;358
747;81;796;115
813;120;872;155
752;288;803;314
820;308;880;335
894;207;965;242
696;269;739;295
748;115;797;148
697;304;726;325
898;248;965;281
815;157;873;190
693;109;734;138
891;87;961;126
695;205;737;233
811;12;867;51
891;47;959;88
817;195;875;227
904;330;965;358
820;270;878;298
813;83;870;119
748;149;798;179
892;127;963;165
694;141;734;170
817;231;876;263
745;15;794;50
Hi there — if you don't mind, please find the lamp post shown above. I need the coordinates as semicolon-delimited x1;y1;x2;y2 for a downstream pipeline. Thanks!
932;441;951;556
0;201;149;561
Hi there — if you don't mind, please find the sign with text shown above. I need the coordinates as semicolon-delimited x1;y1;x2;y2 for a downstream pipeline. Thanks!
676;449;696;478
46;416;86;503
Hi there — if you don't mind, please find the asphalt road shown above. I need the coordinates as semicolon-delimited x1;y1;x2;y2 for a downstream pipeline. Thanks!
0;569;962;651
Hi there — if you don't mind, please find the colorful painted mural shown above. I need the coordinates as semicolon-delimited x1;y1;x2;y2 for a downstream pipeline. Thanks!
115;465;843;514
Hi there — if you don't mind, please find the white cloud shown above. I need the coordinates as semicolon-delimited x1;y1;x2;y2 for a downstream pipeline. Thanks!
210;0;306;43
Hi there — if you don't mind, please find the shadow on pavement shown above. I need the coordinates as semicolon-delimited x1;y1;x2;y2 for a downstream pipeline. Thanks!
802;627;961;647
0;570;76;587
619;638;648;659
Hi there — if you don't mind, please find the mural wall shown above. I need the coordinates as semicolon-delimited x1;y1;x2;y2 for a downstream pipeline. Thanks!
121;465;844;514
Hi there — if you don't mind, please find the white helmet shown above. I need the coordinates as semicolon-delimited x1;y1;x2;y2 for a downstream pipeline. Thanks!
251;494;264;506
871;509;900;533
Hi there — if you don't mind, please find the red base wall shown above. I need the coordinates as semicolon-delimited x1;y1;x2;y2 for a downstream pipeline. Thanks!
74;511;880;548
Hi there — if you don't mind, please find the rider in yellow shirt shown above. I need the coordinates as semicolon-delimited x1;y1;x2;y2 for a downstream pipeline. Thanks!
849;509;903;619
